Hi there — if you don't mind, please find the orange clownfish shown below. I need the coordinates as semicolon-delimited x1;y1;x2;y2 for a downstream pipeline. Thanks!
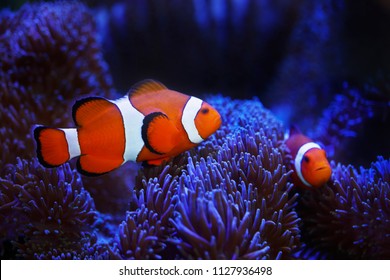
285;126;332;189
34;79;222;176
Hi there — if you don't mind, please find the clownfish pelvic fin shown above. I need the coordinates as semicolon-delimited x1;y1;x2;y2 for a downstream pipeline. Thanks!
146;157;171;166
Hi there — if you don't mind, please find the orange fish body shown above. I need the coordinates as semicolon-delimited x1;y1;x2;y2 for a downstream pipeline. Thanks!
34;80;222;176
285;127;332;189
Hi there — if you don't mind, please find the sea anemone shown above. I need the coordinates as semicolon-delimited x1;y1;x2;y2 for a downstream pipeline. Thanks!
112;167;179;259
15;231;109;260
0;1;114;166
0;1;113;98
309;82;390;166
0;1;124;228
0;158;106;259
113;95;301;259
311;83;376;159
297;156;390;259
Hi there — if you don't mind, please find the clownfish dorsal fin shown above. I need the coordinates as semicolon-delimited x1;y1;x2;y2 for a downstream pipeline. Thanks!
142;112;180;155
128;79;168;97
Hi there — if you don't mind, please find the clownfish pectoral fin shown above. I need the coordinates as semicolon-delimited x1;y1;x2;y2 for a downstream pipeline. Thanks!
34;126;78;167
142;112;180;155
128;79;167;97
146;157;171;166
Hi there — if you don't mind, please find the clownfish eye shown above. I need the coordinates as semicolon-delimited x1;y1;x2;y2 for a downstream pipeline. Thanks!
201;108;209;114
303;156;310;163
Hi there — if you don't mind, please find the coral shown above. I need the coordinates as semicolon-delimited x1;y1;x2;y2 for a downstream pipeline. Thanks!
0;158;107;259
297;156;390;259
113;96;301;260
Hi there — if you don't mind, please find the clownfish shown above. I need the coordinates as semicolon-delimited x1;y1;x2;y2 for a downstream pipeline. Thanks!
285;126;332;189
34;79;222;176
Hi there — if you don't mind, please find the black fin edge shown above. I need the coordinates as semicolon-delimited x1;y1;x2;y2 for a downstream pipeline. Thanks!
141;161;155;168
72;96;108;127
141;112;166;155
141;159;170;168
33;126;61;168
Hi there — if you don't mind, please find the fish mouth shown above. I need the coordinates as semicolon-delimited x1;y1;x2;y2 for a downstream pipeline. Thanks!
315;166;327;171
214;116;222;128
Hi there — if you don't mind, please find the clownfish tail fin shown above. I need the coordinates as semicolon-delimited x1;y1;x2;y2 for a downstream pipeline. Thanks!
34;126;80;168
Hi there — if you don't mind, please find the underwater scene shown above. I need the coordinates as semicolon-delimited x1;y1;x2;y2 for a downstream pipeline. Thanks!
0;0;389;260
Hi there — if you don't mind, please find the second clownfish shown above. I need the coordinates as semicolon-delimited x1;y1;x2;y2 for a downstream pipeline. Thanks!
34;79;222;176
285;126;332;189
